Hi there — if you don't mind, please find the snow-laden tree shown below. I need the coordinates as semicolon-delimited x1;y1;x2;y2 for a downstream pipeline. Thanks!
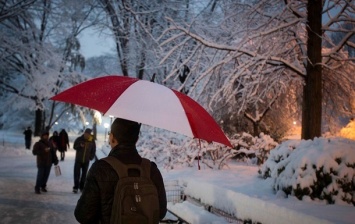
46;0;102;131
0;0;99;135
84;55;121;77
158;0;355;139
96;0;194;81
0;0;63;135
0;0;35;23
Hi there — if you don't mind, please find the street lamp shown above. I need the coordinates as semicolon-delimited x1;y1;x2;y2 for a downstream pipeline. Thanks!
104;123;109;143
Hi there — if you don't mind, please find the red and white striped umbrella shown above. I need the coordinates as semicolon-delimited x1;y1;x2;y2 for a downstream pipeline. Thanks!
50;75;232;147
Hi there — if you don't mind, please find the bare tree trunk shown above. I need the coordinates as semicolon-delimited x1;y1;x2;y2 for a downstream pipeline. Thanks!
253;122;260;137
301;0;323;140
101;0;129;77
34;109;42;136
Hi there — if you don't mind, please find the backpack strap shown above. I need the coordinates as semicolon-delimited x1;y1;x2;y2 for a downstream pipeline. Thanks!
140;158;151;179
102;156;152;179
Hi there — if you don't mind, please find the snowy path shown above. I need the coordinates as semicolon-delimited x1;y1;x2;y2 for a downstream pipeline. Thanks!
0;132;354;224
0;144;81;223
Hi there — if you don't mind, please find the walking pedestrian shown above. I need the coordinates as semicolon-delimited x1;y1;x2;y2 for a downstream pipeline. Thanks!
23;127;32;149
49;131;60;151
73;128;96;193
58;129;70;161
32;131;59;194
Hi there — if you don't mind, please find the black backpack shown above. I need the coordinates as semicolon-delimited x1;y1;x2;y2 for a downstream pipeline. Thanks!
102;156;160;224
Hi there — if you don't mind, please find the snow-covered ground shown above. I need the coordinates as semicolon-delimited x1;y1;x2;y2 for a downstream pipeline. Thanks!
0;130;353;224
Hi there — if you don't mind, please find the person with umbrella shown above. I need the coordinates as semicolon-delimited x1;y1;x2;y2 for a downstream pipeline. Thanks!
50;76;232;149
74;118;167;223
51;76;232;172
73;128;96;193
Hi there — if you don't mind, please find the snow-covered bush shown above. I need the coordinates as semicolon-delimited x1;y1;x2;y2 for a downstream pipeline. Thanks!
259;137;355;206
138;128;278;169
138;127;238;170
140;136;237;170
188;140;238;170
231;132;278;165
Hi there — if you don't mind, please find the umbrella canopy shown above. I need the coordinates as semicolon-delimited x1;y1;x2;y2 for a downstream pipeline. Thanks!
50;75;232;147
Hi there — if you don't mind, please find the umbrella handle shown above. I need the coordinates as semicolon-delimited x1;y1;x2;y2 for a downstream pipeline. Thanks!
198;139;201;170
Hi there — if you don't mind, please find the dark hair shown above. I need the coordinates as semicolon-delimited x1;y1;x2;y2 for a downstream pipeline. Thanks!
111;118;141;145
84;128;92;134
41;130;49;137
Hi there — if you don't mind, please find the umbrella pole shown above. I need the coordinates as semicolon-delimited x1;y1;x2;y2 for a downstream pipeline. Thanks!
198;139;201;170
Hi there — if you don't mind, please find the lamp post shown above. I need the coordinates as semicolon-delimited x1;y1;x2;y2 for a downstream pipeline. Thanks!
104;123;109;143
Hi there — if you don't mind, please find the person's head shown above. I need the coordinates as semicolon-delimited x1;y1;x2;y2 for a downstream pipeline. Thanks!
84;128;92;140
53;131;58;136
109;118;141;148
41;131;49;140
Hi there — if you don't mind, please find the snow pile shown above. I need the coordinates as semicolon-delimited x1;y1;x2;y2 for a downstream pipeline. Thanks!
178;179;333;224
259;137;355;206
167;201;229;224
1;130;355;224
0;145;29;156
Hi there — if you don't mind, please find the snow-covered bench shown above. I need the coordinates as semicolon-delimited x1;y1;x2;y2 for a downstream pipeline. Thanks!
167;201;229;224
163;180;238;224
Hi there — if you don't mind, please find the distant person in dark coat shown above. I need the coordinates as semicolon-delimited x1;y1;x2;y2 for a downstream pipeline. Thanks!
32;131;59;194
23;127;32;149
49;131;60;151
73;128;96;193
58;129;70;161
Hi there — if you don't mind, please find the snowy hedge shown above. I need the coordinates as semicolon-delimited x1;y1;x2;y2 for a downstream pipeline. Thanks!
230;132;278;165
138;127;278;169
137;128;235;170
259;137;355;206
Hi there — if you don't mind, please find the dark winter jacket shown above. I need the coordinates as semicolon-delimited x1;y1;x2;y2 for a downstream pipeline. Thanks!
49;134;60;150
74;145;167;224
73;134;96;163
23;129;32;140
32;139;59;167
59;130;69;152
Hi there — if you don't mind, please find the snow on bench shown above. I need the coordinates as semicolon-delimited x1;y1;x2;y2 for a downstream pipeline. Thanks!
164;179;333;224
183;179;333;224
167;201;229;224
